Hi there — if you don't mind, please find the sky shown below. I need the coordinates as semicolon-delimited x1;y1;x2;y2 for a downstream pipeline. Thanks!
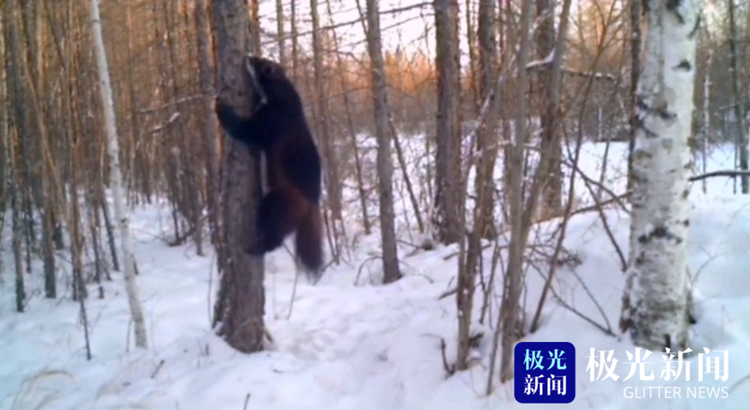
255;0;634;68
257;0;466;64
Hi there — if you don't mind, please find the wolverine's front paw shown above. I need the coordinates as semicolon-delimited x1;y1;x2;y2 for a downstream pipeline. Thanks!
214;98;231;118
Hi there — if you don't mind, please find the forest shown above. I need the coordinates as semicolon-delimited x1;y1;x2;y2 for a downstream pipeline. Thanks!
1;0;748;408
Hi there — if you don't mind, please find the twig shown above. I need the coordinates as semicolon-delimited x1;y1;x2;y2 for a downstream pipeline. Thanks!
568;192;631;216
579;177;628;271
439;337;456;377
80;288;93;360
526;254;614;338
566;262;614;333
526;60;617;81
151;359;165;379
242;393;251;410
688;169;750;182
729;373;750;394
354;256;380;286
442;242;496;260
164;216;209;247
260;3;432;46
285;270;300;320
139;94;204;113
690;249;721;287
530;115;586;333
560;158;630;213
552;291;616;337
207;252;216;326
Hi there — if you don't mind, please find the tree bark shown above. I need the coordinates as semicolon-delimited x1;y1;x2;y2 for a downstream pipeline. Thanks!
627;0;641;194
535;0;563;216
727;0;748;193
195;0;221;248
620;0;699;352
310;0;344;263
365;0;401;284
701;50;712;194
475;0;499;239
432;0;462;244
456;0;500;372
276;0;286;66
500;0;533;383
210;0;266;354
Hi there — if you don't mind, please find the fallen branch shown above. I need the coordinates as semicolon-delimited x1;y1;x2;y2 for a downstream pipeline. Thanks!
242;393;251;410
151;359;165;379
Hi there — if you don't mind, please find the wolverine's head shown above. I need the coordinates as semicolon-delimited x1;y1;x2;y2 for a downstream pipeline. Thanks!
245;55;285;80
244;55;295;107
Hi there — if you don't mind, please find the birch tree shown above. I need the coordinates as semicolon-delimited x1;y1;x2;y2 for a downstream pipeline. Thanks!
620;0;700;352
90;0;148;349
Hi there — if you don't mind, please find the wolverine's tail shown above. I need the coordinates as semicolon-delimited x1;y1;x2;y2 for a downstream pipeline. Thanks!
295;205;324;282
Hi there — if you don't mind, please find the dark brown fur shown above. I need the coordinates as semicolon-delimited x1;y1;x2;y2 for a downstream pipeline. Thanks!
215;56;324;280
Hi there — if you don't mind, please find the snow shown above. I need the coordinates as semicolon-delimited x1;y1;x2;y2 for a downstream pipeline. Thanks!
3;141;750;409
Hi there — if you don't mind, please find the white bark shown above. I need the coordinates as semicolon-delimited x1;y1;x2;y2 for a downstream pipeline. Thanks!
90;0;148;349
623;0;700;351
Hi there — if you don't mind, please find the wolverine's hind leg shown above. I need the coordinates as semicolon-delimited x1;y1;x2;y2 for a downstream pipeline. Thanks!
247;189;301;255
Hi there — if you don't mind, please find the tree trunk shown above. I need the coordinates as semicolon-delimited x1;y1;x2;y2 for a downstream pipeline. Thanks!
475;0;499;239
195;0;221;248
464;0;479;112
456;0;500;372
432;0;462;244
365;0;401;284
12;181;25;313
701;50;712;194
310;0;344;263
3;4;25;306
210;0;267;354
727;0;748;193
19;0;58;299
90;0;148;349
276;0;286;66
290;0;299;82
535;0;562;217
627;0;642;195
335;0;372;235
499;0;533;383
620;0;699;352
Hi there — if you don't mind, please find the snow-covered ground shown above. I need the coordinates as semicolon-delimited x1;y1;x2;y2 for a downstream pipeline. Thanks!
2;141;750;409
